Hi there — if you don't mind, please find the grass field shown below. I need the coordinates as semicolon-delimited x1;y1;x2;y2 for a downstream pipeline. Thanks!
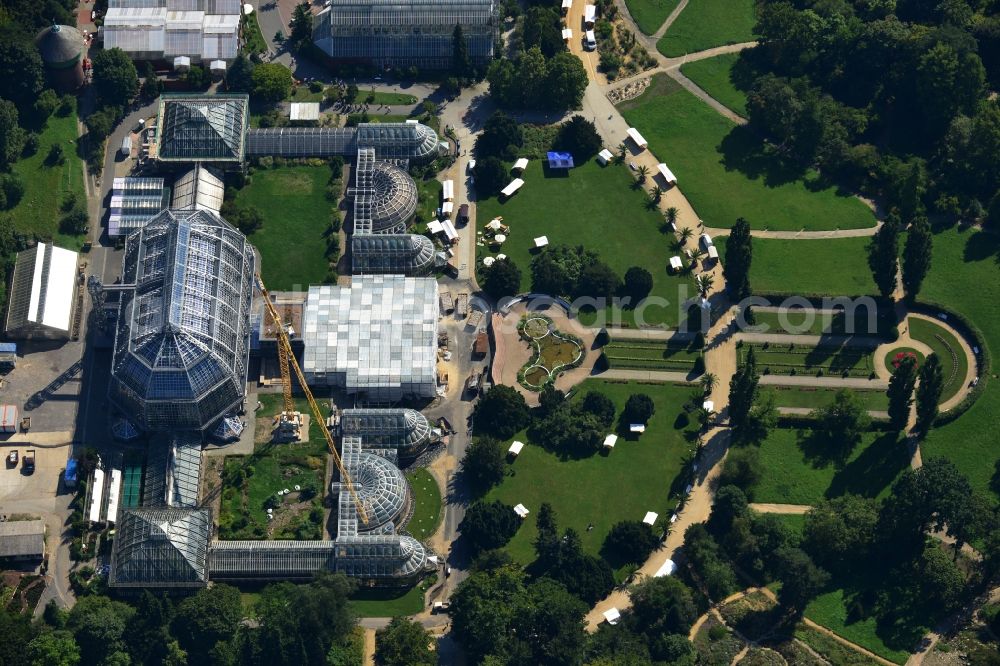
242;13;267;54
680;53;748;116
742;342;876;378
794;624;884;666
765;512;805;540
753;428;908;506
806;589;914;664
9;105;86;250
624;0;682;35
618;75;875;232
476;158;691;328
918;226;999;498
603;340;702;372
236;166;336;289
349;90;418;106
657;0;756;56
484;380;696;564
907;317;968;403
751;308;891;338
764;386;889;411
717;236;876;295
405;468;441;541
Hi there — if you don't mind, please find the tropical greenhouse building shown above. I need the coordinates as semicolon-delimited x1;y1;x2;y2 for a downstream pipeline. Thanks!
245;122;442;163
153;94;249;165
312;0;499;69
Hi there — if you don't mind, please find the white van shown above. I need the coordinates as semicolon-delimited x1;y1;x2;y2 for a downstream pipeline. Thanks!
584;30;597;50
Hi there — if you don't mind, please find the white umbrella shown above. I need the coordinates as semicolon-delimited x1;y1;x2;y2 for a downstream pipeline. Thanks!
487;219;503;231
496;253;507;260
494;234;507;243
482;256;496;267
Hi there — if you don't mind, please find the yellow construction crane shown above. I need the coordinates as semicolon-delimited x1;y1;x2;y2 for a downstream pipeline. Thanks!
256;274;370;525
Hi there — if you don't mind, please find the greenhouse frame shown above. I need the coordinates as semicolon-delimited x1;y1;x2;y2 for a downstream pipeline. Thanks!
154;94;248;163
339;408;434;457
313;0;499;69
109;508;211;588
245;122;441;163
350;234;437;277
103;0;240;63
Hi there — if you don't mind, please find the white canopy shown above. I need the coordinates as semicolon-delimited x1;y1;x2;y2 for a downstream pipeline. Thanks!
88;468;105;523
427;220;444;234
627;127;647;149
442;179;455;201
584;4;597;23
509;440;524;456
669;256;683;271
597;148;613;165
643;511;658;525
654;559;677;577
442;219;458;242
209;59;227;73
700;233;714;247
494;234;506;243
513;158;529;172
670;513;679;523
513;503;530;518
630;423;646;433
534;235;549;248
487;218;504;231
442;200;454;215
562;0;572;8
562;27;573;40
501;178;524;197
173;55;191;71
702;400;714;412
657;163;677;184
290;102;319;121
496;253;507;260
707;245;719;259
482;256;496;267
603;608;621;625
603;434;618;449
243;3;254;14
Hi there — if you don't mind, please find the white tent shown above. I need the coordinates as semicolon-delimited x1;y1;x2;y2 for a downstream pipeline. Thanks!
509;441;524;456
603;608;621;625
643;511;658;525
290;102;319;121
106;469;122;524
427;220;444;235
501;178;524;197
209;59;227;75
496;253;507;260
562;27;573;40
603;434;618;449
512;158;529;172
657;163;677;185
88;468;106;523
482;256;496;267
670;513;678;523
442;219;459;243
597;148;613;166
702;400;714;412
441;201;454;216
173;55;191;72
487;218;504;231
513;503;530;518
562;0;573;9
669;256;683;272
584;4;597;24
654;559;677;577
534;235;549;248
707;245;719;259
700;233;714;248
441;179;455;201
494;234;506;243
626;127;647;149
630;423;646;434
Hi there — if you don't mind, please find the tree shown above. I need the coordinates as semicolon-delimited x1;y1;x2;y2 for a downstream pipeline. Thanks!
60;205;89;236
700;372;718;396
521;6;564;58
227;53;255;93
172;584;242;665
666;206;679;229
452;24;471;78
544;51;588;111
802;495;878;574
0;40;45;112
603;520;659;564
538;384;565;416
622;393;655;424
27;630;79;666
91;48;139;104
481;257;521;299
718;446;763;494
811;389;871;453
576;260;620;298
694;272;714;297
234;206;264;235
252;63;293;103
622;266;653;303
140;60;162;100
636;164;650;183
581;391;616;427
0;99;26;169
723;218;753;299
887;353;918;432
915;353;943;434
462;437;506;494
472;156;508;197
460;500;520;553
630;576;698;637
553;115;602;162
67;596;135;665
185;65;211;91
516;577;588;665
708;485;749;534
648;185;663;204
475;112;523;161
775;547;829;614
473;385;530;439
902;216;932;300
450;566;526;661
868;213;900;299
289;1;314;49
534;502;560;567
125;591;174;666
375;618;434;666
729;346;759;435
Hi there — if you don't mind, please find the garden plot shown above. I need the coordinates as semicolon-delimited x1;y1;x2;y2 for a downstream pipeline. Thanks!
602;339;702;373
741;341;876;379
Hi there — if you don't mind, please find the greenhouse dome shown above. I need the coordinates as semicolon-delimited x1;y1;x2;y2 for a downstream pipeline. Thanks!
369;162;418;232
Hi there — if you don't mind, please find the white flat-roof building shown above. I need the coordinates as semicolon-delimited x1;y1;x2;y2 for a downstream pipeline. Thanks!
290;102;320;122
508;440;524;456
302;276;439;400
5;243;79;340
102;0;240;63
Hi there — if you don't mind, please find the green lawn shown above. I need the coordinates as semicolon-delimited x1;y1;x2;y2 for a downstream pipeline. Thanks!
9;105;86;249
657;0;757;56
413;177;442;233
907;317;968;403
751;308;891;337
764;387;889;411
348;577;433;617
919;226;999;498
625;0;682;35
618;75;876;232
753;428;909;506
765;512;805;541
806;589;914;664
717;236;876;295
484;380;697;564
236;166;336;289
603;340;702;372
680;53;748;116
476;159;691;327
405;468;441;541
242;13;267;54
349;90;418;106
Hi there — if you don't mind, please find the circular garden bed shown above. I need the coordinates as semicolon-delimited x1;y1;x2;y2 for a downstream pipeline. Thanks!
517;314;585;391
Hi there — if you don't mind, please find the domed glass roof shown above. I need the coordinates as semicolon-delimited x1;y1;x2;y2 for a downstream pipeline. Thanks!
350;452;409;530
369;162;418;233
339;408;433;452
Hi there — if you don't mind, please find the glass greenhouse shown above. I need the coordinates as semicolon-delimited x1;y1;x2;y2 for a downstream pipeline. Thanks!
171;164;224;213
109;209;255;432
245;122;441;163
108;177;168;238
339;408;433;457
109;508;211;588
103;0;240;63
351;234;437;276
154;94;248;163
313;0;499;69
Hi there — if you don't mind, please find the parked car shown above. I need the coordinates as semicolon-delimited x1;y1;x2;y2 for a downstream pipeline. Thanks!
7;450;16;467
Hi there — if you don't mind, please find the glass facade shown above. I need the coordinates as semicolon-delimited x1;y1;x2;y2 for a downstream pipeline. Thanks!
339;408;433;457
109;508;211;588
109;209;255;432
245;122;440;163
351;234;436;276
155;94;248;163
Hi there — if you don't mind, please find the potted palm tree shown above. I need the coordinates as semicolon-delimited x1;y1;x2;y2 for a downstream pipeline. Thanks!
700;372;718;396
649;185;663;203
679;227;694;245
636;164;650;183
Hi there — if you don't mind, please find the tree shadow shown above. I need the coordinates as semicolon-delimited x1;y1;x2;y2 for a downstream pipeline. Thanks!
826;432;907;499
796;428;853;469
717;125;808;188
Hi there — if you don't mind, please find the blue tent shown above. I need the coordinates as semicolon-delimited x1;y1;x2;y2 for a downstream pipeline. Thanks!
546;151;575;169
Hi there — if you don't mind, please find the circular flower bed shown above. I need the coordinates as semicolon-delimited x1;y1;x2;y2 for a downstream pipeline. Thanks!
516;314;585;391
883;347;924;374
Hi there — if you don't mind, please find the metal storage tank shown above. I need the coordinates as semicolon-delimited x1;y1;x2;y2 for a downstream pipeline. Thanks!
35;24;86;92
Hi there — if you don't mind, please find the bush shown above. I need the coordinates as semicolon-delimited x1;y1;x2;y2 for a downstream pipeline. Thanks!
46;143;65;166
21;133;39;157
623;393;655;424
603;520;659;564
459;500;520;554
0;173;25;209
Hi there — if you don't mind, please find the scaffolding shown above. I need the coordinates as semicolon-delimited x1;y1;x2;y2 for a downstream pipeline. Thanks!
313;0;499;69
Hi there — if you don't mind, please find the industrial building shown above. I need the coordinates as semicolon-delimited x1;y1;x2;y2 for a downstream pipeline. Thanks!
302;275;438;400
35;24;86;91
108;208;255;433
0;520;46;561
5;243;80;340
101;0;241;65
312;0;499;69
108;177;169;238
152;94;249;165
